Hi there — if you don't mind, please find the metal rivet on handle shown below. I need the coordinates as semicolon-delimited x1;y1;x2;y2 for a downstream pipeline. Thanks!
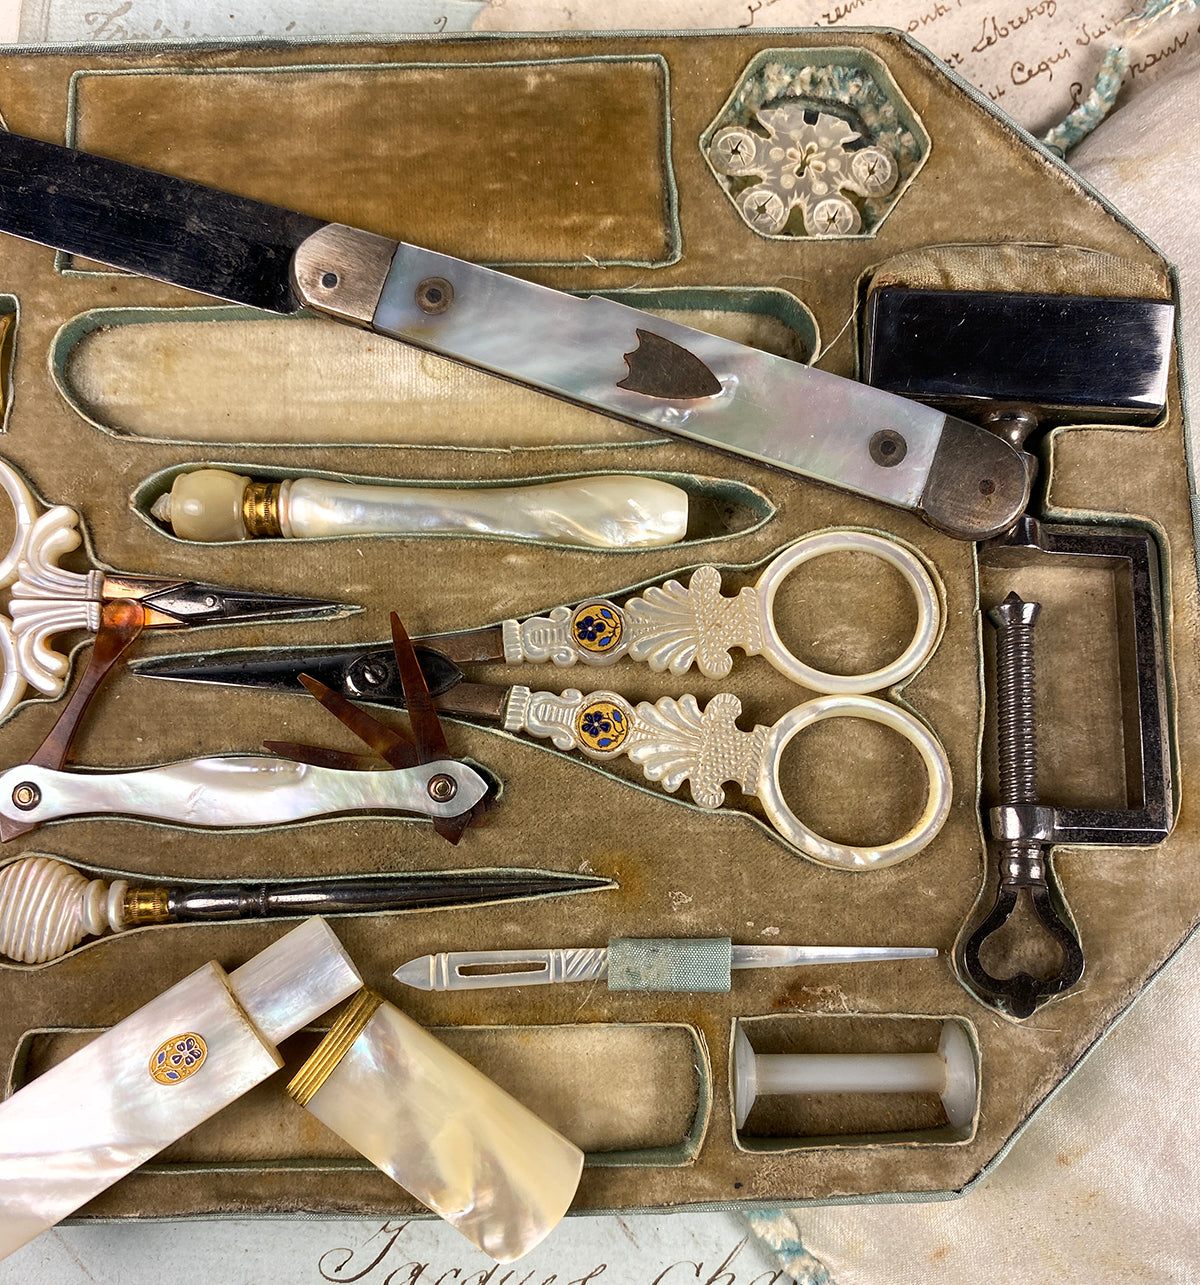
11;783;40;810
869;429;907;467
415;277;454;314
427;773;457;803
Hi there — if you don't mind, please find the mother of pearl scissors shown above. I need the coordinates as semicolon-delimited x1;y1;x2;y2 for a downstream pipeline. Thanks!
132;530;951;870
0;457;347;721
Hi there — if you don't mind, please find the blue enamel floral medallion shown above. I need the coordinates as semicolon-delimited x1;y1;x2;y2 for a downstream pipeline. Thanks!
570;601;623;657
575;697;630;752
149;1032;209;1085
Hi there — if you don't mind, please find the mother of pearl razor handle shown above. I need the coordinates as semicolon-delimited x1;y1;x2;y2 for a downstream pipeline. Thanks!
152;468;690;548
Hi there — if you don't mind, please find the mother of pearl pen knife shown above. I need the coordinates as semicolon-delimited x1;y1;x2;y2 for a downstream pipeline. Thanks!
0;131;1028;539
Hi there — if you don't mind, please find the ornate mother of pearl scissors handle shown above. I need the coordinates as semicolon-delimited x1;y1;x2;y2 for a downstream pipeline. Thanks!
502;686;949;869
0;457;345;722
489;529;941;693
495;531;949;867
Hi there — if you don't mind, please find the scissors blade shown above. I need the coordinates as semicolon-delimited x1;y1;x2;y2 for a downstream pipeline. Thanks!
391;613;451;763
117;579;351;625
128;643;464;704
389;613;485;845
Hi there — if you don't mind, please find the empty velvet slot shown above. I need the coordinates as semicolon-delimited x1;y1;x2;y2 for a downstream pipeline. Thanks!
53;291;817;447
12;1021;709;1166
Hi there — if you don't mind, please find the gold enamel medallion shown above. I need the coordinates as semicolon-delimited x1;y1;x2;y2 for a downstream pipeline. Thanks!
149;1032;208;1085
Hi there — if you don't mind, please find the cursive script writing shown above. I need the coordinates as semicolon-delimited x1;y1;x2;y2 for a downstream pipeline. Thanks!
1075;9;1131;46
1128;30;1189;77
318;1223;785;1285
1011;43;1072;82
907;1;956;34
816;0;876;25
650;1238;785;1285
972;0;1057;51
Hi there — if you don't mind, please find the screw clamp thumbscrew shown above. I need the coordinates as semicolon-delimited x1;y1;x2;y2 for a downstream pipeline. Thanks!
960;593;1084;1019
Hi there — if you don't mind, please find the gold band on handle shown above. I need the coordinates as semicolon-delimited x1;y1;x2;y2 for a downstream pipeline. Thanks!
242;480;284;539
287;988;383;1106
122;886;172;925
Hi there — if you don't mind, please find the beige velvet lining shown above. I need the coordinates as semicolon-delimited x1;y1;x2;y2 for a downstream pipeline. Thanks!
20;1023;705;1159
60;305;811;446
70;60;676;266
867;244;1172;298
0;31;1191;1223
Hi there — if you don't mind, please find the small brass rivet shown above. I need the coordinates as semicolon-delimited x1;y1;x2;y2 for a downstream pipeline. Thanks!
428;773;457;803
11;783;39;811
415;276;454;314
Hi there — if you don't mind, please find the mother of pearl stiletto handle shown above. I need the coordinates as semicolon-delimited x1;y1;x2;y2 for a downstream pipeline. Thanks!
0;855;124;963
152;469;690;549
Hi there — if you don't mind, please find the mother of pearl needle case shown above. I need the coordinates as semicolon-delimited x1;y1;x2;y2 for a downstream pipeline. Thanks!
0;916;362;1261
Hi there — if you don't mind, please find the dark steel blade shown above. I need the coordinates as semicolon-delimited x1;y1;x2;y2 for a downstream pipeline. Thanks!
136;582;350;625
167;870;617;920
128;643;463;703
0;131;326;312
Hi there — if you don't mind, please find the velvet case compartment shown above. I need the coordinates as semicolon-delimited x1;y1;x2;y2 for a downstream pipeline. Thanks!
0;29;1192;1224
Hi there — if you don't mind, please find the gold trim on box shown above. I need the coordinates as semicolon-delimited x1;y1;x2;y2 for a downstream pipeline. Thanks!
287;988;382;1106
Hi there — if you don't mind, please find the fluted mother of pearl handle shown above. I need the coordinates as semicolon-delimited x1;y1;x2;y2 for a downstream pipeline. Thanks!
503;686;951;870
152;469;689;549
0;855;124;963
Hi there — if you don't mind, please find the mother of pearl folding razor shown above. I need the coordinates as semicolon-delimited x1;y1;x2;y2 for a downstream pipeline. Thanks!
0;130;1029;539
